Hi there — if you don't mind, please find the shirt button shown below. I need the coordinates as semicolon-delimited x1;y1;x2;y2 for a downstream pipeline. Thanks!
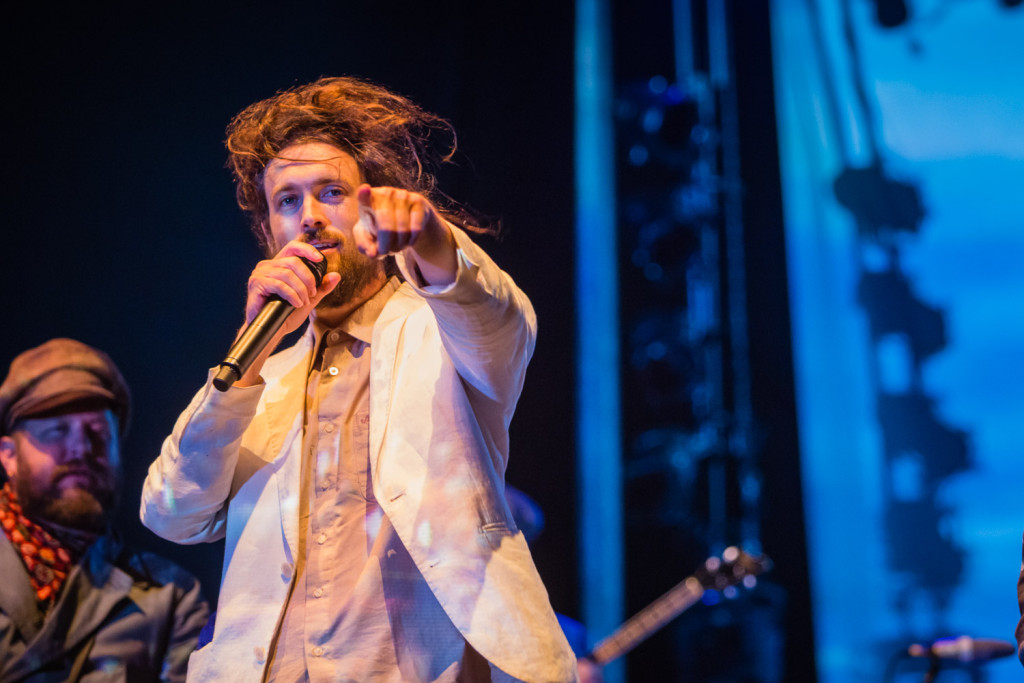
328;366;339;376
254;646;266;663
313;587;324;598
328;331;340;344
311;646;324;657
324;423;335;433
281;563;293;581
317;532;327;545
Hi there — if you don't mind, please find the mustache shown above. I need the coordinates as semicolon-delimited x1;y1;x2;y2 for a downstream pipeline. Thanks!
302;229;344;246
53;462;115;487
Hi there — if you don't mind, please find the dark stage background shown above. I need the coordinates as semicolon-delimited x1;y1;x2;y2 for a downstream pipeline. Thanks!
2;3;811;680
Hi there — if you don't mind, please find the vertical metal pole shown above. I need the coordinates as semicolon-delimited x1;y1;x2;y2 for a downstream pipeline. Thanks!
576;0;624;680
673;0;696;86
710;0;761;551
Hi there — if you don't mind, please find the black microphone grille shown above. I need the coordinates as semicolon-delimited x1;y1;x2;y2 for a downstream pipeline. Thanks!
300;254;328;287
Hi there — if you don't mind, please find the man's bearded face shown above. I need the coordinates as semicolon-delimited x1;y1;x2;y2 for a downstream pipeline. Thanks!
262;142;383;310
5;409;120;534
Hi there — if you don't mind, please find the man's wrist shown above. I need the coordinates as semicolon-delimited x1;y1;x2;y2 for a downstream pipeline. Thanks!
409;216;458;286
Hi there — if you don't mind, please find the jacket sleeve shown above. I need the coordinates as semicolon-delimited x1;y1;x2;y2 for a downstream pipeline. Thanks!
139;375;265;544
397;226;537;420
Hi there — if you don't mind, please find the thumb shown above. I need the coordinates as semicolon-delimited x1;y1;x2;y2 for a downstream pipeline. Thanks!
354;184;380;258
310;272;341;307
357;183;373;207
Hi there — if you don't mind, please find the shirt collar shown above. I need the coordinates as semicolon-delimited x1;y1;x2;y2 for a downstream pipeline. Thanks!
312;276;401;346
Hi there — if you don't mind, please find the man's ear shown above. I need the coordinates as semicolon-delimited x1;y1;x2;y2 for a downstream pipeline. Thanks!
0;436;17;480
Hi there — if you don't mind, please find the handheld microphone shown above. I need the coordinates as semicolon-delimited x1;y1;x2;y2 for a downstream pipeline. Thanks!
907;635;1016;663
212;255;328;392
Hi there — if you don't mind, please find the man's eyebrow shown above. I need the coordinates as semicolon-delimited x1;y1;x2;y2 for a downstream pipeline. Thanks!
269;176;352;196
268;180;297;196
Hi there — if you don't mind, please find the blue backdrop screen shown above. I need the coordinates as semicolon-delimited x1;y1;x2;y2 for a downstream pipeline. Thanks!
771;1;1024;680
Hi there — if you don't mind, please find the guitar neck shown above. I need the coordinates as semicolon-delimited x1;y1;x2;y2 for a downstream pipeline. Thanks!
587;575;705;666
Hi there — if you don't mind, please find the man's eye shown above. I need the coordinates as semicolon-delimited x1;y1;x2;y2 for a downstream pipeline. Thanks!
322;187;345;200
88;423;110;438
41;426;68;440
278;195;298;208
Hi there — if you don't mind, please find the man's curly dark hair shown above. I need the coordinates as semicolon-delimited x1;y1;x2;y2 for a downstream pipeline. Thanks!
226;76;485;252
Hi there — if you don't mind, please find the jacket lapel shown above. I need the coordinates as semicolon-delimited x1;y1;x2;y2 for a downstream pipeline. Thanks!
0;535;42;644
262;330;315;562
60;538;134;651
368;285;422;481
2;536;134;682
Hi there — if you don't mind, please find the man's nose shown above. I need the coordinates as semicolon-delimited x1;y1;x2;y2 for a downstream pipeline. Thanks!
66;423;110;466
65;424;95;461
301;196;326;232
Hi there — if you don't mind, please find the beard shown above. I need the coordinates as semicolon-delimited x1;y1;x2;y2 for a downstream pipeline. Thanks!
315;237;384;310
16;460;118;536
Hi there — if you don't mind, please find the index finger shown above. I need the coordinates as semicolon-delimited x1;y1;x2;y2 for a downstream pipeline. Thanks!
276;239;326;264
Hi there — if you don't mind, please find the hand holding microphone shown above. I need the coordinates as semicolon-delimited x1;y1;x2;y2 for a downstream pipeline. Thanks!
213;244;338;391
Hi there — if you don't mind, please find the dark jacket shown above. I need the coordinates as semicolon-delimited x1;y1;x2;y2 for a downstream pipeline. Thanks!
0;533;209;682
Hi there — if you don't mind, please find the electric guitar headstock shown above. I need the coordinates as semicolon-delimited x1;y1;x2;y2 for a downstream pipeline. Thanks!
692;546;773;594
587;546;772;666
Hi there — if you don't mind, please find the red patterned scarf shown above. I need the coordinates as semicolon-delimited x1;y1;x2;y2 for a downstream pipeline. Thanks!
0;483;77;609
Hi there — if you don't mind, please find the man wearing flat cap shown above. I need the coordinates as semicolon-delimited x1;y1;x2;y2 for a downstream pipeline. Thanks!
0;338;210;682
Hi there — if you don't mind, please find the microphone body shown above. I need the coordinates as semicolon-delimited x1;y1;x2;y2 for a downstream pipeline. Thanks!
908;636;1016;663
213;255;327;392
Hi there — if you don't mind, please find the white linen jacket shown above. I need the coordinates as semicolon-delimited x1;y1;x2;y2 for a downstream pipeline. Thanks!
140;228;578;683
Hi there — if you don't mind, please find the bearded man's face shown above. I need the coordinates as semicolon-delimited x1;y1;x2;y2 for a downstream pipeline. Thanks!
2;408;120;533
